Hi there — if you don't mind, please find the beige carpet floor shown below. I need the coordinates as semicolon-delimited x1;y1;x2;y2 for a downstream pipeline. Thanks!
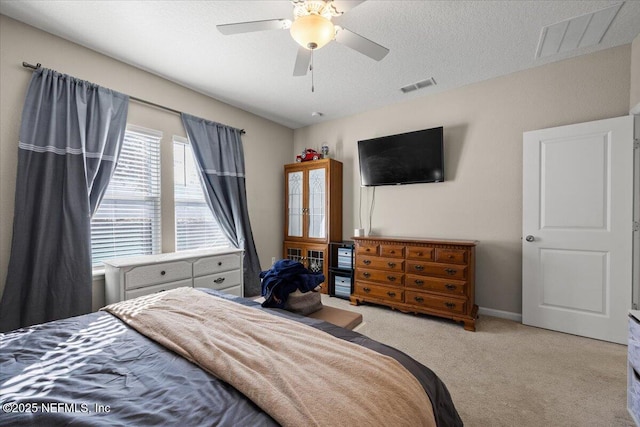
320;295;635;427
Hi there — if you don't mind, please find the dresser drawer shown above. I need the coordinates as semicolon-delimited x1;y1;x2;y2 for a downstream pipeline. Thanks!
406;246;434;261
356;268;404;286
194;269;242;291
193;253;242;277
124;279;192;300
379;245;405;258
124;261;192;290
357;243;379;255
355;282;403;303
405;290;466;314
406;261;467;280
357;257;404;272
435;248;468;264
405;275;466;296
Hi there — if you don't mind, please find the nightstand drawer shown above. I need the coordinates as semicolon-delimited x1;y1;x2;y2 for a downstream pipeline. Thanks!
125;261;192;290
193;253;241;277
124;279;192;300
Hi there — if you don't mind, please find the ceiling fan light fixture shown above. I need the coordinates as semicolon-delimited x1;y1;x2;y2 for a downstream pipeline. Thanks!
290;14;335;50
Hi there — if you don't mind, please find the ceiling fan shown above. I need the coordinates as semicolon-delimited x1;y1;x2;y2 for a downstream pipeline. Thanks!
217;0;389;77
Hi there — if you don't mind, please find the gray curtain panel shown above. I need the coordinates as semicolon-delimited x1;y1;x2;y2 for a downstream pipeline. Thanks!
0;68;129;332
181;113;261;296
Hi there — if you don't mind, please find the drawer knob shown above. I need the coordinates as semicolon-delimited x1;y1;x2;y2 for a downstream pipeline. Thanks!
445;268;457;275
363;259;371;265
415;279;424;285
387;262;396;268
387;276;396;282
445;302;456;309
218;261;222;266
363;272;371;278
365;248;371;252
414;265;424;271
445;284;457;290
387;291;396;297
390;250;395;254
160;271;166;276
214;277;225;284
363;287;371;293
417;252;423;256
448;255;455;259
414;296;424;303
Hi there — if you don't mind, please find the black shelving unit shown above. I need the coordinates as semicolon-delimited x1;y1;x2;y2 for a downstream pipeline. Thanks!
328;241;354;300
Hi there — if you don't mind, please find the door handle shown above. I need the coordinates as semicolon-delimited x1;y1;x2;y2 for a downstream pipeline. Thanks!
525;235;535;242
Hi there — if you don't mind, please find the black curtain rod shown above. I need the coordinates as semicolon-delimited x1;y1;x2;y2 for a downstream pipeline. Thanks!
21;61;246;135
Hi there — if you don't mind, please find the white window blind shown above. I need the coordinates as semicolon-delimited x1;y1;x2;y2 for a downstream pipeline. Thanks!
174;137;231;252
91;126;162;266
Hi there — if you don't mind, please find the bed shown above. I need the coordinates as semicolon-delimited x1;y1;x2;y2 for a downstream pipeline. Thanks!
0;288;462;426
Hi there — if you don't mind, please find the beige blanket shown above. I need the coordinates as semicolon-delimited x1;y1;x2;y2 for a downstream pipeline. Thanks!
103;288;436;427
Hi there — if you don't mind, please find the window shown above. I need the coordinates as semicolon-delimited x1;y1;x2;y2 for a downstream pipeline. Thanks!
174;136;230;251
91;126;161;266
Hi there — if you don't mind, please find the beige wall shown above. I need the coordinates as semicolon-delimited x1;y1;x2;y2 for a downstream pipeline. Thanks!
631;33;640;111
294;45;632;315
0;15;293;303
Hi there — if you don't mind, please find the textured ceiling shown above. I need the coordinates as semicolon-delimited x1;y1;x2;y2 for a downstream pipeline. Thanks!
1;1;639;129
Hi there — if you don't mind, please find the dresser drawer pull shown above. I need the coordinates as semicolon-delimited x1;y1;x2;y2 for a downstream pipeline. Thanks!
445;284;457;290
445;302;456;309
414;279;424;286
363;287;371;293
365;248;371;252
417;252;423;256
387;262;396;268
160;271;166;276
363;259;371;265
387;276;397;282
214;277;225;284
445;268;457;275
390;250;395;254
218;261;223;266
387;291;396;297
414;296;424;303
414;265;424;271
363;272;371;278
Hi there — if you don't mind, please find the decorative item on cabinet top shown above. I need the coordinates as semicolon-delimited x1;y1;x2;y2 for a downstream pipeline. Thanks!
104;248;244;304
351;236;478;331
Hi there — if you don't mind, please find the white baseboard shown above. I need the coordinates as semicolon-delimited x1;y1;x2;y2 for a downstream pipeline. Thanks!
478;306;522;323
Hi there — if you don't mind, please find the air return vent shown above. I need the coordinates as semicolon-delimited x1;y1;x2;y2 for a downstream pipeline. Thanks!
400;77;436;94
535;2;622;59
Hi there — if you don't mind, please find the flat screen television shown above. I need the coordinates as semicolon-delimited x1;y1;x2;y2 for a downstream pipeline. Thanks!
357;126;444;186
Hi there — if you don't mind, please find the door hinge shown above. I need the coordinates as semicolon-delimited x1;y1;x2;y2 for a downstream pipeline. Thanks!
635;139;640;149
635;221;640;232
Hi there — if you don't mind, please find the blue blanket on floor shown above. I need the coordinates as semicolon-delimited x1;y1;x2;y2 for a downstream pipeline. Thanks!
260;259;324;308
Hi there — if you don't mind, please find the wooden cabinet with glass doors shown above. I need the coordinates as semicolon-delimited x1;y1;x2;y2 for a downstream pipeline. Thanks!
283;159;342;293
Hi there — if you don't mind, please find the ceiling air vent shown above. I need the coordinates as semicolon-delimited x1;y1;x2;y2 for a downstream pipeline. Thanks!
535;2;623;59
400;77;436;94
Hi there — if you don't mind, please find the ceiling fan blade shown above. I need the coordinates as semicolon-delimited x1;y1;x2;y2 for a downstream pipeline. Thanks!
217;19;290;35
293;47;312;76
335;27;389;61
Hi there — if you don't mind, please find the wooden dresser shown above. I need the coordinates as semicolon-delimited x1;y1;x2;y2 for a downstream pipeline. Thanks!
351;236;478;331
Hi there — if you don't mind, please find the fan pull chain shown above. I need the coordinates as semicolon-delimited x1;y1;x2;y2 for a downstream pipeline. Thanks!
310;49;315;93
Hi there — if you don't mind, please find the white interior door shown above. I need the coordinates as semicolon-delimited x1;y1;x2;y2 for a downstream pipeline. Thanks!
522;115;634;344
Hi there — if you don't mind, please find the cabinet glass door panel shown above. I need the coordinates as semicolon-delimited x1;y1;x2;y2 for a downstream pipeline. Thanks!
287;171;303;237
306;248;325;274
307;168;326;239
